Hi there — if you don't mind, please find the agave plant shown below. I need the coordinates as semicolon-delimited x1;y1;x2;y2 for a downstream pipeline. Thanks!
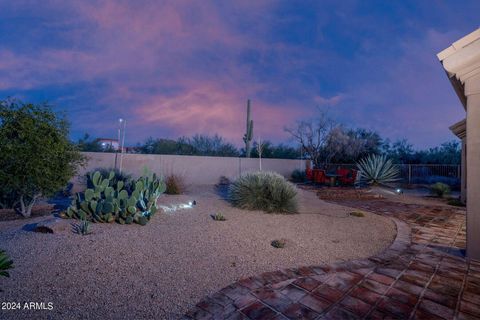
73;218;92;235
356;154;400;186
0;250;14;278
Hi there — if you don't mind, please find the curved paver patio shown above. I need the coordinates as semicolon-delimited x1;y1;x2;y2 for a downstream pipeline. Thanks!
183;196;480;320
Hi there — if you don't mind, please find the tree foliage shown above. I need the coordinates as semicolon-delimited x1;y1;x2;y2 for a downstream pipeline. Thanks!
140;134;239;157
286;111;460;166
285;113;382;167
0;99;84;217
382;139;461;164
76;134;116;152
250;141;299;159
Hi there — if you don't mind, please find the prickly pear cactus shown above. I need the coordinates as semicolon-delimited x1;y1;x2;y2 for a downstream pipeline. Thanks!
64;170;166;226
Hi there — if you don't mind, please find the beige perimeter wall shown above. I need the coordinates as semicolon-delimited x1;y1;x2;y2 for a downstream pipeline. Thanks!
73;152;304;192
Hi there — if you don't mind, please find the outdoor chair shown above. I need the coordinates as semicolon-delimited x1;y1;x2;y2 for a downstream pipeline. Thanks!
337;168;357;185
313;169;328;184
305;168;313;181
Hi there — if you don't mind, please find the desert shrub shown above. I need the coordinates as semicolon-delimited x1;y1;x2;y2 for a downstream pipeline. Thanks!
211;212;226;221
291;169;306;183
0;100;84;217
447;198;465;207
0;250;13;278
357;154;400;186
350;211;365;217
0;189;18;209
430;182;451;198
165;174;185;195
271;239;286;248
63;170;166;226
229;171;298;213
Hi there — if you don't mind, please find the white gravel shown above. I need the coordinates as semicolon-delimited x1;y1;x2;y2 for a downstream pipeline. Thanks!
0;186;395;319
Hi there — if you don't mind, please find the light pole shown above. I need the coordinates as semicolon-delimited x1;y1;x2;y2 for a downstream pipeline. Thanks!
119;118;126;173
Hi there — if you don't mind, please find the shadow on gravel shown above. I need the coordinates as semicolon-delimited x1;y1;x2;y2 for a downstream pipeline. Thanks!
214;184;230;200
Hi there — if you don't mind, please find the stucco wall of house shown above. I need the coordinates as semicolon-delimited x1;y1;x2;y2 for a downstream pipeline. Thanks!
72;152;303;192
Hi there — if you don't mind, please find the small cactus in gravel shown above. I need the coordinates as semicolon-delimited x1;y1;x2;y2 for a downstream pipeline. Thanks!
349;211;365;217
73;218;92;235
271;239;286;248
211;213;226;221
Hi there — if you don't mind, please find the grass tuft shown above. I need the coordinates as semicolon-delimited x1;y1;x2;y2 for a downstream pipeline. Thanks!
349;211;365;217
165;174;185;195
229;171;298;214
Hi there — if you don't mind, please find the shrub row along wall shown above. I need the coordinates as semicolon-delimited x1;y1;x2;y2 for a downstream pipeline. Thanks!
72;152;303;192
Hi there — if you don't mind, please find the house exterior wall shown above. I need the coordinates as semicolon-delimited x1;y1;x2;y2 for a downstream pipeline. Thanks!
439;28;480;260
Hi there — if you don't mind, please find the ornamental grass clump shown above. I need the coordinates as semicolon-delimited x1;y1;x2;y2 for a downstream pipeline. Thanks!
229;171;298;213
356;154;400;186
430;182;451;198
165;174;185;195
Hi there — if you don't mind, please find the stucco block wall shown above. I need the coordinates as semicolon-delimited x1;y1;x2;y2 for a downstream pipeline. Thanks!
73;152;303;192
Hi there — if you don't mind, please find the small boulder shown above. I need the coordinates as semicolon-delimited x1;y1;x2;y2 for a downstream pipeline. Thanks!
33;218;69;234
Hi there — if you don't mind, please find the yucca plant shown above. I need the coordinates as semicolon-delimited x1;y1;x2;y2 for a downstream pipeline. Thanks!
356;154;400;186
0;250;14;278
229;171;298;213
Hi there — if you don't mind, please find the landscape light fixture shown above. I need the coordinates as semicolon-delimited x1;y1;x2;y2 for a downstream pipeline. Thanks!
395;188;403;194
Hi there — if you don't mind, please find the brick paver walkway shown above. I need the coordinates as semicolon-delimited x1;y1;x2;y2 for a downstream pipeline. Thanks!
184;195;480;320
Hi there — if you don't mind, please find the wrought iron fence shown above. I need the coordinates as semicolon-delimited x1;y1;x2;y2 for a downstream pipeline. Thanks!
321;163;461;186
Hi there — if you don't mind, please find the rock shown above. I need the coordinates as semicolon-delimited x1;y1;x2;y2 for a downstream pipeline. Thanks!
33;218;70;234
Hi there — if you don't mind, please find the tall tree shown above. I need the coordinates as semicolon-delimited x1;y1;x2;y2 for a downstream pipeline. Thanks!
285;112;336;168
0;99;84;217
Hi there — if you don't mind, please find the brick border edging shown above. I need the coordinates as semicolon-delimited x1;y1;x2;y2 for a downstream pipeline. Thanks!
184;217;411;319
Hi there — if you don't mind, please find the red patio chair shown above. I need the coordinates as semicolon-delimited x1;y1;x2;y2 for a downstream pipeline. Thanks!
313;169;327;184
337;168;357;185
305;168;313;181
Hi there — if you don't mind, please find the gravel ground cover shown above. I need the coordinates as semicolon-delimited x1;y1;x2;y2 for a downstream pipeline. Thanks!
0;186;395;320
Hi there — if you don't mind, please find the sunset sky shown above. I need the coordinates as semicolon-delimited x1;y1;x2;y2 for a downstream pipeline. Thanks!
0;1;478;148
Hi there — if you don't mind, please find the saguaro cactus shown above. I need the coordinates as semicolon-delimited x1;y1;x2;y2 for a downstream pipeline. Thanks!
243;99;254;158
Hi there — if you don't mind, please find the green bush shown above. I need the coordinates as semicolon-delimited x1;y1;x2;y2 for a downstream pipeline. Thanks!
229;171;298;213
357;154;400;186
291;169;306;183
430;182;451;198
447;198;465;207
0;250;13;278
165;174;185;195
63;169;166;226
0;100;84;217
